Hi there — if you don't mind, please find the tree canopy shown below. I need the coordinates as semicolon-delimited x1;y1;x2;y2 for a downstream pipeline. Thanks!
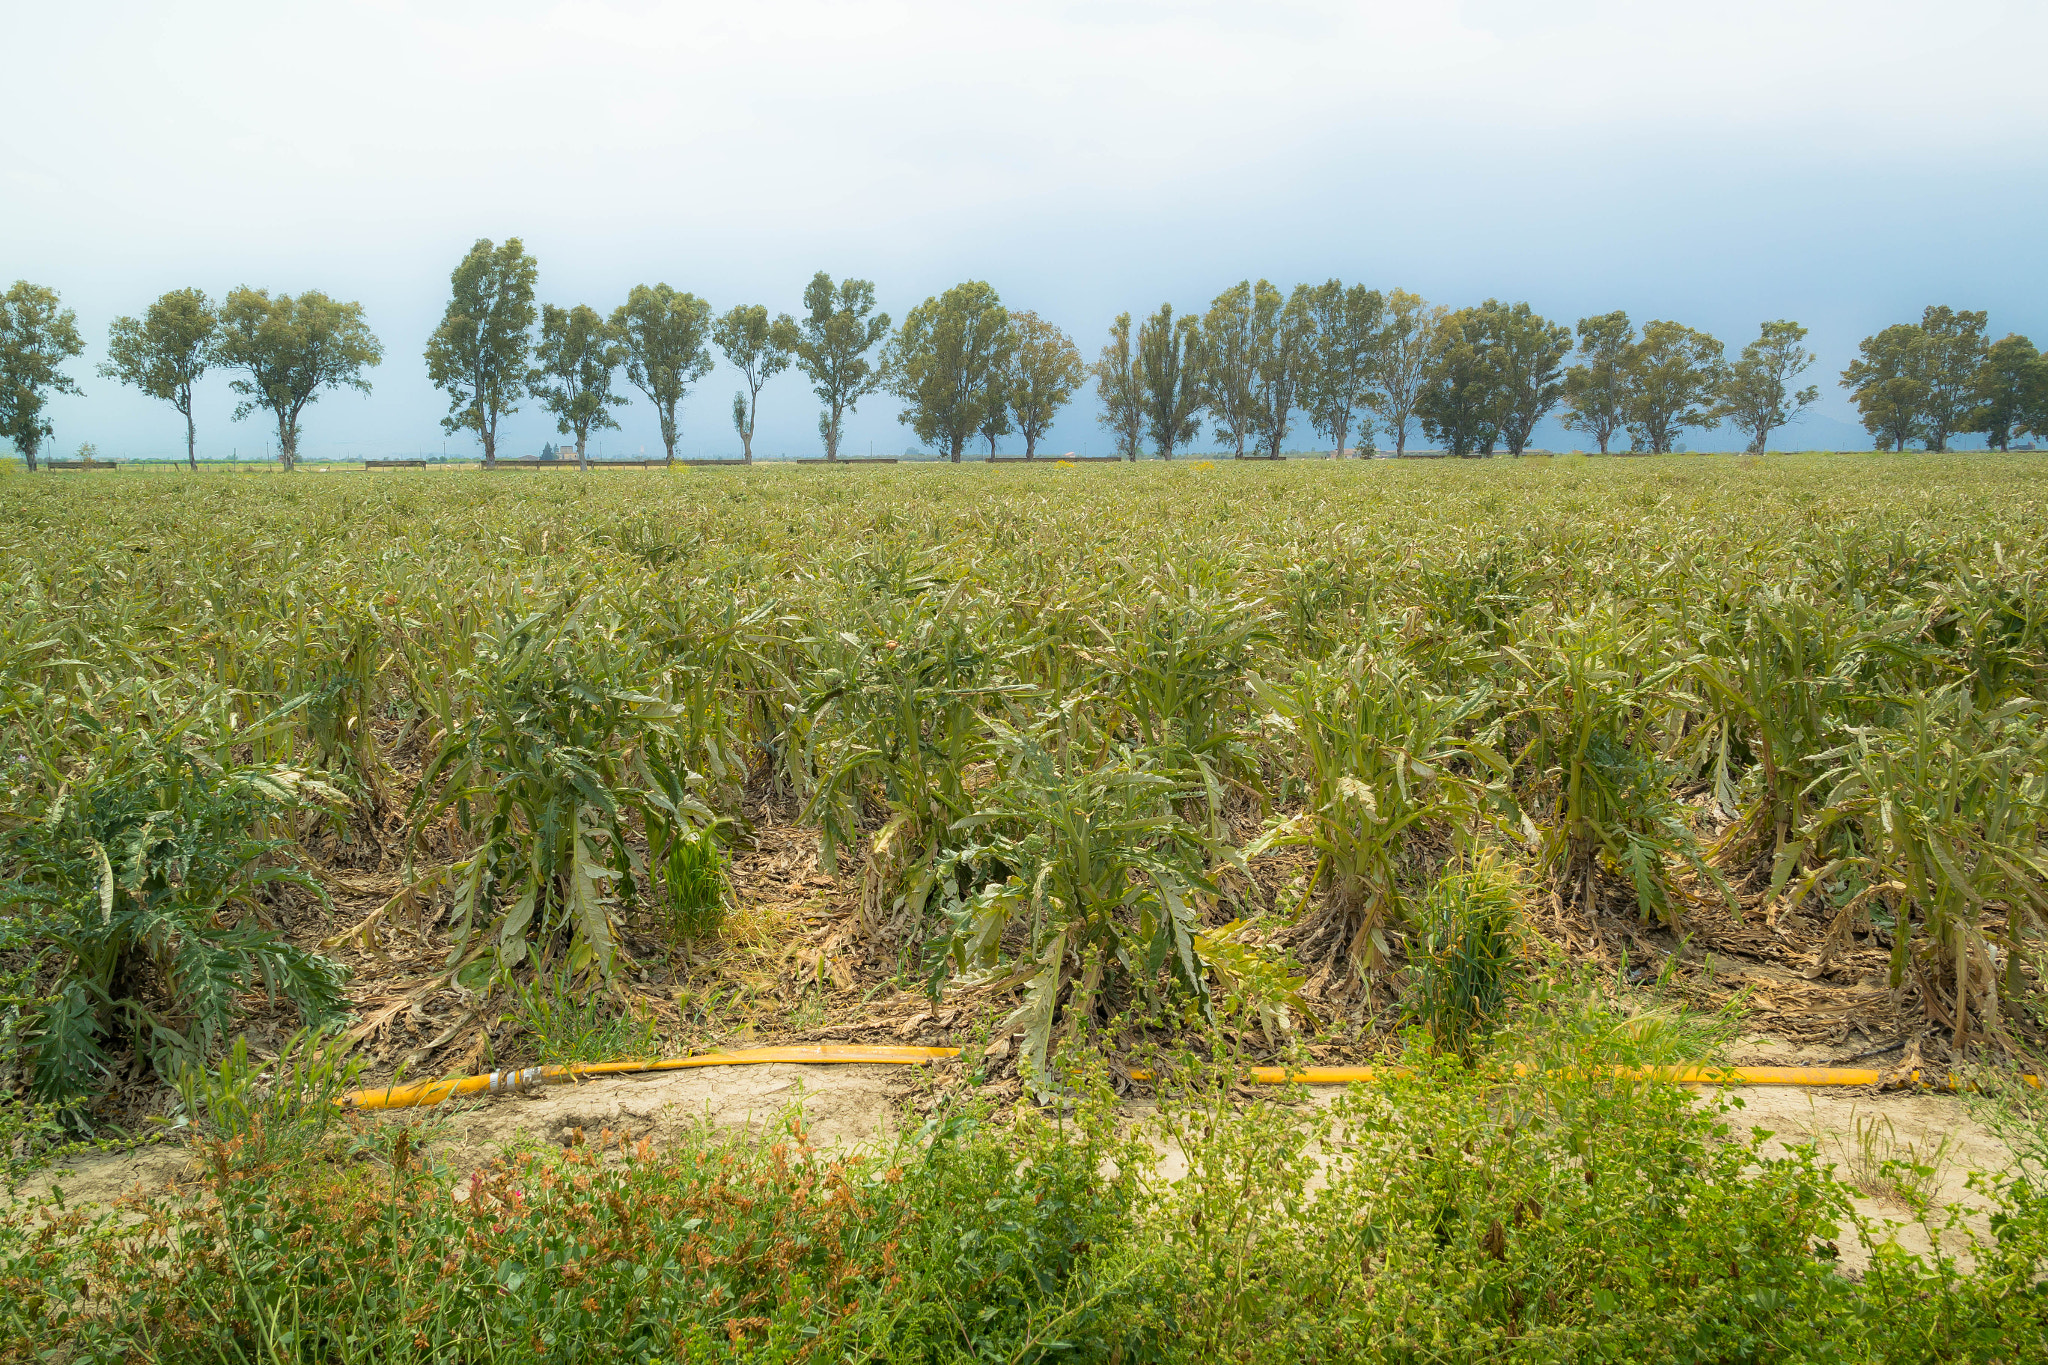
1560;312;1633;455
1249;283;1312;460
1301;280;1383;457
1916;305;1989;453
1138;304;1204;460
1004;312;1084;459
886;281;1010;462
1202;281;1259;458
1623;320;1723;453
1417;308;1500;456
101;288;217;471
1969;333;2045;453
613;283;714;465
531;303;626;467
1093;312;1145;460
215;287;382;470
1840;324;1929;452
424;238;537;467
714;304;790;464
1484;300;1571;457
1374;290;1444;457
772;273;889;461
1717;320;1819;453
0;281;86;473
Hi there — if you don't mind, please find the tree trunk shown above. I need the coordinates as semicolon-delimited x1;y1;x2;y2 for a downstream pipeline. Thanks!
1394;422;1407;457
576;434;588;472
186;409;198;472
277;413;296;471
1024;431;1036;459
482;422;496;469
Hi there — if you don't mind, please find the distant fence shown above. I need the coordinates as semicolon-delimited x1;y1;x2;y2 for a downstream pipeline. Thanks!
794;457;900;465
480;458;755;469
364;459;427;469
44;459;119;470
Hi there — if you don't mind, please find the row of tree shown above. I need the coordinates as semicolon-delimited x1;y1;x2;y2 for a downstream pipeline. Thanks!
4;258;2044;470
1093;290;2047;459
424;242;1089;466
1841;308;2046;453
0;282;381;471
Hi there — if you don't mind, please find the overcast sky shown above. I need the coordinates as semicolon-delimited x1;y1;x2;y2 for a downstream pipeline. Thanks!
7;0;2046;459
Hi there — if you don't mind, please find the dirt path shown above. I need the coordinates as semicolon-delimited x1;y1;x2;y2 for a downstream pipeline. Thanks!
17;1067;2022;1281
1720;1083;2016;1274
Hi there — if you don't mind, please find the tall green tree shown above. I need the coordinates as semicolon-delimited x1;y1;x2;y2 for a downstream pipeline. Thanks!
713;304;790;464
977;319;1017;459
423;238;537;468
1202;281;1259;458
771;273;890;462
1968;333;2046;452
1917;305;1989;452
1417;307;1500;457
612;284;713;466
1094;312;1146;460
1138;303;1204;459
884;280;1009;463
215;288;382;471
531;303;626;470
1250;282;1313;460
1716;319;1819;453
1005;311;1083;459
1373;289;1444;456
1301;279;1383;457
101;288;217;472
1840;323;1929;452
1623;320;1723;453
0;281;85;473
1560;311;1633;454
1484;300;1571;456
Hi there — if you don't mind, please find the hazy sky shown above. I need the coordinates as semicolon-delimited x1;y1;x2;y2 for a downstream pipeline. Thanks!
7;0;2046;459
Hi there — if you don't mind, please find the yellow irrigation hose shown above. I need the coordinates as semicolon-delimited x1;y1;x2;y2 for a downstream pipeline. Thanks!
338;1046;2043;1111
342;1045;960;1110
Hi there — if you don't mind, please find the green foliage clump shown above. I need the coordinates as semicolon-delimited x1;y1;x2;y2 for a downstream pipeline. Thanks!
2;725;346;1105
409;597;710;985
1405;856;1526;1056
656;821;728;944
507;970;658;1066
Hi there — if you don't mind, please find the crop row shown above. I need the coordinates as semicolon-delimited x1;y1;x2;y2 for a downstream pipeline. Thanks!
0;455;2042;1106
